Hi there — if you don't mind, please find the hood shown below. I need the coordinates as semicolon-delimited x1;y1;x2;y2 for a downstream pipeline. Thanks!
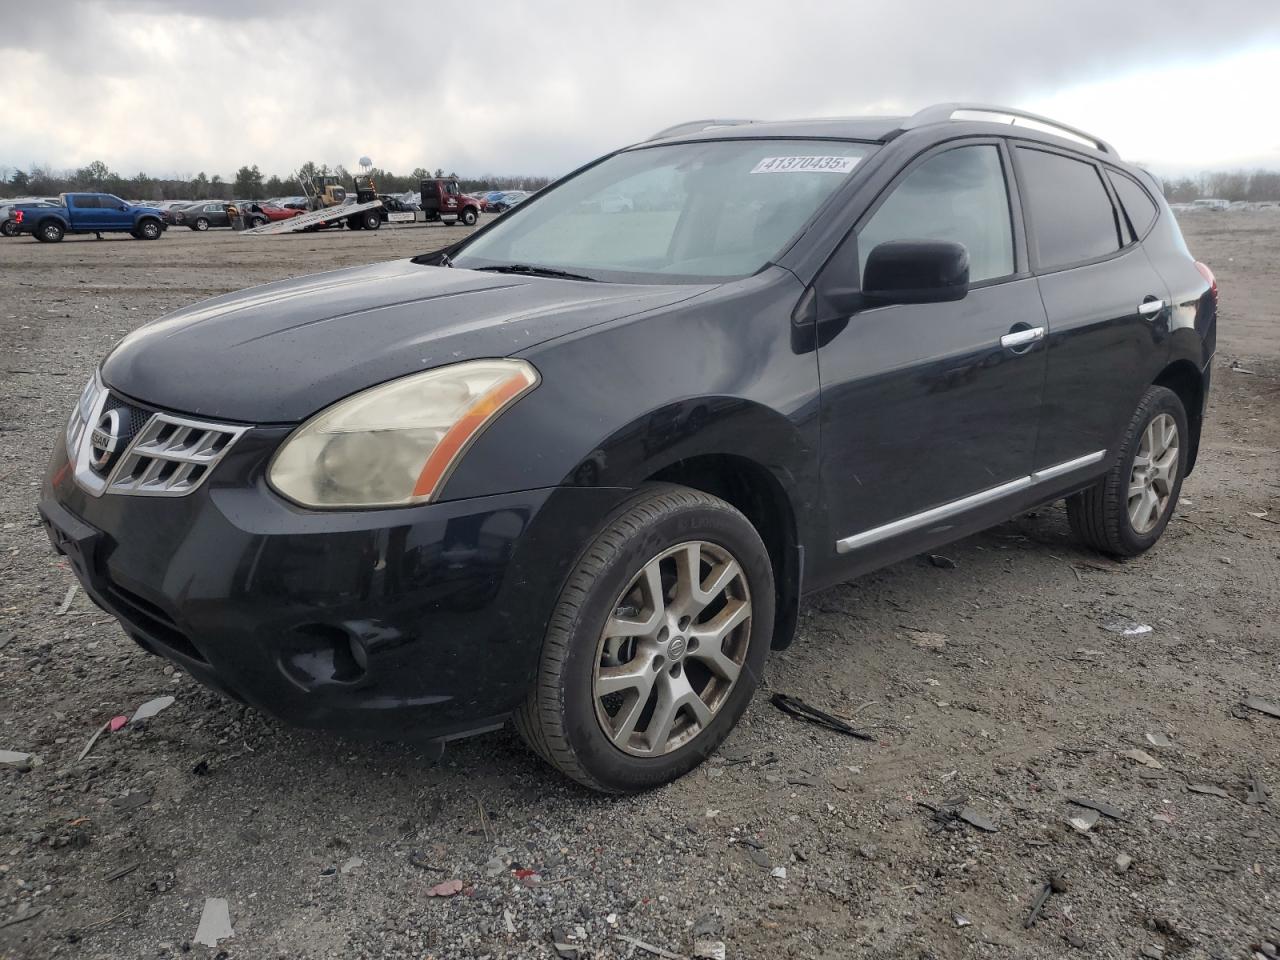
102;259;713;422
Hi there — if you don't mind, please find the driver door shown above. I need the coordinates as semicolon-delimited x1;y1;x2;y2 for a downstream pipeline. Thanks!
816;140;1048;556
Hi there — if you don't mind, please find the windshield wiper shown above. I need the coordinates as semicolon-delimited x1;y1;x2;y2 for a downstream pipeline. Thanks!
473;263;598;282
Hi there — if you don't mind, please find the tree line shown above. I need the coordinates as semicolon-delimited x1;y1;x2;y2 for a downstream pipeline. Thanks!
4;159;1279;204
0;160;554;201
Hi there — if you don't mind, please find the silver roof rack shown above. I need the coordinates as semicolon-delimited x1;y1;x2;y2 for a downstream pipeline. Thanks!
647;118;758;141
898;103;1116;155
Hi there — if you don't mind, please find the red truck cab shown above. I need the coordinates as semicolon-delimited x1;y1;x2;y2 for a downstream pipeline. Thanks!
419;179;480;226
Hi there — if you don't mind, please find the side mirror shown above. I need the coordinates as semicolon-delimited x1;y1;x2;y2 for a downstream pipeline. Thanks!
118;204;129;211
862;240;969;306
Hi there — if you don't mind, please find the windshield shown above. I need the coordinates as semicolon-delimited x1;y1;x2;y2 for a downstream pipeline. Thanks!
453;139;874;281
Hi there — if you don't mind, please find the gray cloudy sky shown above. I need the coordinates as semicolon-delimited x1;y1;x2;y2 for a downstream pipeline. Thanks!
3;0;1279;180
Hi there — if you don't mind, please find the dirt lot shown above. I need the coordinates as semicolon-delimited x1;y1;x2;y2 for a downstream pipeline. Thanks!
1;214;1277;960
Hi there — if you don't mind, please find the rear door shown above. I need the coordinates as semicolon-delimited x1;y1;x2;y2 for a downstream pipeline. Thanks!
68;194;103;229
816;140;1048;555
1013;145;1171;469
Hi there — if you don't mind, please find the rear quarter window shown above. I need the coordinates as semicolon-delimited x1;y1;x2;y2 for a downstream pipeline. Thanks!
1016;147;1122;270
1106;170;1158;239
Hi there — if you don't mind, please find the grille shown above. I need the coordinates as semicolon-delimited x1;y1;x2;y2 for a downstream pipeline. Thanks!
67;374;248;498
107;412;246;497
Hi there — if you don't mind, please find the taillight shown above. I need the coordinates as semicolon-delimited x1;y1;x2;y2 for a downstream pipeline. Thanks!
1194;261;1218;306
13;211;22;223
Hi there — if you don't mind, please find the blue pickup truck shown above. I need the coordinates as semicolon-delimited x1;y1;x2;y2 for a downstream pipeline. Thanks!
10;193;167;243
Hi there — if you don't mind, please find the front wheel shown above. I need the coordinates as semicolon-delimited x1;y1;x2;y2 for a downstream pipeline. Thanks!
194;217;210;231
136;219;162;240
1066;385;1188;557
514;484;774;793
461;207;478;226
361;210;380;230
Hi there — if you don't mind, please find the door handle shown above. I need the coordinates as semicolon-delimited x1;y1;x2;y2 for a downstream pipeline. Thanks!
1137;298;1166;317
1000;326;1046;350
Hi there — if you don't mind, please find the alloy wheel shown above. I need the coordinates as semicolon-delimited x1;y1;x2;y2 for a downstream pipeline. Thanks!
593;540;752;757
1127;412;1179;534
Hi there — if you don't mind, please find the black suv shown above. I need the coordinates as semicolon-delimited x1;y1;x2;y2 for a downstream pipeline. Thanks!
40;104;1216;793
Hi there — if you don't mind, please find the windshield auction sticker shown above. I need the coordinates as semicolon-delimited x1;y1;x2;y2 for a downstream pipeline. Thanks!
750;156;860;174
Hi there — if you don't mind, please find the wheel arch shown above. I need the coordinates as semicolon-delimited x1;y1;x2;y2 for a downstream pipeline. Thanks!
646;452;802;650
1153;358;1205;474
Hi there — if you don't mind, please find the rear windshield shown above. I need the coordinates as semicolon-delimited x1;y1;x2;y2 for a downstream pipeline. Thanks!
453;139;875;281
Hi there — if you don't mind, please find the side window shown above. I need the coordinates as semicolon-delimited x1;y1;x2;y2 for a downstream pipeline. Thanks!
1106;170;1158;239
205;204;220;212
858;145;1014;284
1016;147;1121;269
72;195;98;209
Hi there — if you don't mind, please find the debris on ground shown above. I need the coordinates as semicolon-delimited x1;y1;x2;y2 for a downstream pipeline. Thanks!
953;912;972;927
1121;748;1165;769
904;629;948;651
1068;808;1101;833
56;582;78;614
770;865;787;879
340;856;364;874
0;749;39;767
958;805;1000;832
1145;732;1173;748
1066;795;1126;821
928;554;957;569
1243;697;1280;720
1247;768;1274;812
193;897;233;948
1115;853;1134;873
1187;783;1231;799
0;905;47;930
104;862;141;882
1024;877;1058;928
769;693;875;741
693;938;727;959
426;879;465;897
1103;619;1153;636
131;695;176;723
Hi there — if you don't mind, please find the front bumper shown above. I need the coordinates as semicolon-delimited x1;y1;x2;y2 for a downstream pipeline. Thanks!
40;430;628;741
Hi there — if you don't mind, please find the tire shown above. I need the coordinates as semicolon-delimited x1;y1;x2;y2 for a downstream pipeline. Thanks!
1;219;17;238
194;217;210;231
346;218;363;230
362;210;380;230
136;219;161;240
514;483;774;793
251;217;268;228
461;207;478;226
1066;385;1188;557
37;220;65;243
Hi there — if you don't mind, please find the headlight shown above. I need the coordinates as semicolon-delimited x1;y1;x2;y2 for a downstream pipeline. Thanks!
268;359;539;508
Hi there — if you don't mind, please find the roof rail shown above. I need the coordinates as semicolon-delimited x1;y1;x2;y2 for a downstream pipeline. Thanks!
898;103;1116;155
647;118;757;141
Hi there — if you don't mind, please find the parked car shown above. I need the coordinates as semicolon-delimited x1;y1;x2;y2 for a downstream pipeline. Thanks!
2;198;59;237
38;105;1215;793
371;194;417;224
10;193;166;242
489;190;529;212
171;201;232;230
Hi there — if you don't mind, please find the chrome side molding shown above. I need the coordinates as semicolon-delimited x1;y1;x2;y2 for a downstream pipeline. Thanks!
835;450;1106;554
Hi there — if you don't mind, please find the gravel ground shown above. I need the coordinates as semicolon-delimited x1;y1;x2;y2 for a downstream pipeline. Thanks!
1;214;1277;960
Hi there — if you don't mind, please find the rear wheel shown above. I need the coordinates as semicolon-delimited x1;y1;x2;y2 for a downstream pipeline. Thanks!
514;484;774;793
1067;385;1187;557
38;220;65;243
362;210;380;230
194;217;210;231
1;219;17;237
